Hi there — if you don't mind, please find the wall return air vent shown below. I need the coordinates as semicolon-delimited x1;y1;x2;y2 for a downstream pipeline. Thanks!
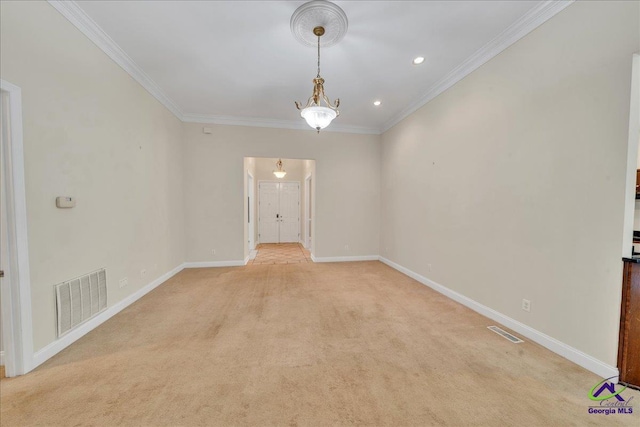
55;268;107;337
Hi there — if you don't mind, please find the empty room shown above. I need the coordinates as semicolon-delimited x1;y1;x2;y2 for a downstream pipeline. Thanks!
1;0;639;425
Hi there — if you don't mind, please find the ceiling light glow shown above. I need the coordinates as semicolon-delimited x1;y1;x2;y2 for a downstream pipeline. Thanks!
273;159;287;178
413;56;425;65
373;100;381;106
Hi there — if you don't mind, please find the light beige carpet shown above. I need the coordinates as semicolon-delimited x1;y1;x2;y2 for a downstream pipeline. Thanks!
1;261;637;426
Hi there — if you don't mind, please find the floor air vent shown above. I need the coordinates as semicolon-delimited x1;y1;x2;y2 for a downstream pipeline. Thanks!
487;326;524;343
55;269;107;337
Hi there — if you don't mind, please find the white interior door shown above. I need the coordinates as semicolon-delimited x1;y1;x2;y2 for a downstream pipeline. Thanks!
258;181;300;244
258;182;279;243
279;182;299;243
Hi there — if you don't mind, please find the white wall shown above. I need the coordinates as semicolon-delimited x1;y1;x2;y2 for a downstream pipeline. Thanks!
0;1;186;352
380;0;640;366
184;123;380;262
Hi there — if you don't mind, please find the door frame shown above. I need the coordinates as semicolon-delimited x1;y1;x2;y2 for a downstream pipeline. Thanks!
247;171;255;251
0;79;34;377
258;180;300;244
304;173;312;249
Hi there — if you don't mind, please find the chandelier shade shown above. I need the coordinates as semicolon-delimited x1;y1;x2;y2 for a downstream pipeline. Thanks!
300;106;337;132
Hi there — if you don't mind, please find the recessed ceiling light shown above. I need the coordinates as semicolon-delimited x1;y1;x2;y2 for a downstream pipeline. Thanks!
413;56;425;65
373;100;381;106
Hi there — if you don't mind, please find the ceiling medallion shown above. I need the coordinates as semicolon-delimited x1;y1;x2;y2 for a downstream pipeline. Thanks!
290;0;348;48
292;1;348;133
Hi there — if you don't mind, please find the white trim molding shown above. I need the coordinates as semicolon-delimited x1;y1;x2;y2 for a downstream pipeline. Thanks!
378;257;618;380
47;0;574;136
47;0;184;119
47;0;379;136
24;252;618;379
182;113;380;135
32;263;185;369
31;257;253;370
311;255;379;263
0;80;34;377
381;0;575;132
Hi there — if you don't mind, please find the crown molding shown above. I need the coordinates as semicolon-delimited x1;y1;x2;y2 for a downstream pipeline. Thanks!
47;0;185;119
48;0;379;135
182;113;381;135
48;0;573;137
380;0;575;133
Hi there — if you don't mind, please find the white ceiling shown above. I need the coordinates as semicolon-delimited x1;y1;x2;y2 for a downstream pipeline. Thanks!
62;1;569;133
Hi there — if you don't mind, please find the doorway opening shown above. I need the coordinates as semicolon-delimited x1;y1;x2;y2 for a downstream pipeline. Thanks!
0;80;33;377
244;157;315;264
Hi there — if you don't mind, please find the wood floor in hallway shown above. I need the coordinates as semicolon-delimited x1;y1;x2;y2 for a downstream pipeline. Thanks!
1;261;637;426
250;243;311;265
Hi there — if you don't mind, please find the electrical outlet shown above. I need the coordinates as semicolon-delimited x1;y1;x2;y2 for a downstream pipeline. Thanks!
119;277;128;288
344;244;350;251
212;249;217;256
522;299;531;312
427;264;432;272
140;269;147;279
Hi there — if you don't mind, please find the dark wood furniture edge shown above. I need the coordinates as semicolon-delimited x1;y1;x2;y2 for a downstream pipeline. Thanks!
618;262;631;381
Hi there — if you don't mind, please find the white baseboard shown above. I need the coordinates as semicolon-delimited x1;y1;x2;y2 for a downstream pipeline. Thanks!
184;260;247;268
378;257;618;380
244;255;250;265
0;350;4;365
32;263;185;369
311;254;380;263
27;254;617;381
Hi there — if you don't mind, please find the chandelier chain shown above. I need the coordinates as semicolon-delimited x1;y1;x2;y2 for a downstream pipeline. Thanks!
317;35;321;78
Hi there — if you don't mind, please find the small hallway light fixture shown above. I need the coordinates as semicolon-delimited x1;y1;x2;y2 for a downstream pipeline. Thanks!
292;0;348;133
273;159;287;178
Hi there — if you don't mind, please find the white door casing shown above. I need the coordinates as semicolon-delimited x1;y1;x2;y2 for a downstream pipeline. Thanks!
0;80;33;377
258;181;300;244
304;174;312;249
247;172;255;250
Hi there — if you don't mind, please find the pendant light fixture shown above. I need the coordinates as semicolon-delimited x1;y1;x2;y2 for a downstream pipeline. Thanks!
291;1;348;133
295;26;340;133
273;159;287;178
